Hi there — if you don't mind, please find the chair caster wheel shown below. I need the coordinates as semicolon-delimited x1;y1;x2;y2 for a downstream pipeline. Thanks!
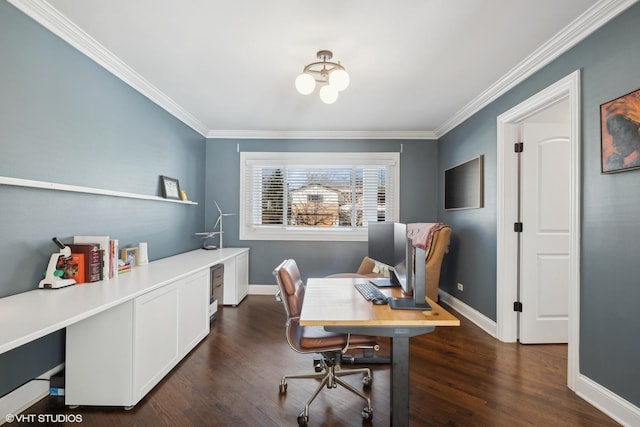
297;411;308;425
361;406;373;421
362;375;372;386
313;355;323;372
279;383;287;393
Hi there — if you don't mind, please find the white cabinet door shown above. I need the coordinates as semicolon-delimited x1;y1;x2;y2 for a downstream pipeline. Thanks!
133;283;179;400
178;270;210;355
66;300;134;406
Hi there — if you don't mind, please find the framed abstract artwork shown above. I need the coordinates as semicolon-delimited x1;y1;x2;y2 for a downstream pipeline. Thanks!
600;87;640;173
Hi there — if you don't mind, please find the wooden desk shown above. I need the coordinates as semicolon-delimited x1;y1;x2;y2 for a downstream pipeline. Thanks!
300;277;459;427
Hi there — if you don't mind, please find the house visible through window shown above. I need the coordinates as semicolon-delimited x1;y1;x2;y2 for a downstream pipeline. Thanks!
240;152;400;241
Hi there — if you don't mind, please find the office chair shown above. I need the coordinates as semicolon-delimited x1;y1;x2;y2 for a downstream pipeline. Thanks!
413;223;451;302
273;259;377;425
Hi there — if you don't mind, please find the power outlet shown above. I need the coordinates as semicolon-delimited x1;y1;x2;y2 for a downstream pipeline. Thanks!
457;283;464;292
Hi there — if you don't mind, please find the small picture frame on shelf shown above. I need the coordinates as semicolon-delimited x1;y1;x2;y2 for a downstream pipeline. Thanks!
160;175;181;200
120;247;138;267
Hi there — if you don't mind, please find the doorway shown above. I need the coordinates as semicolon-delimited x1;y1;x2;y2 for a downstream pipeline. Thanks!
496;70;581;390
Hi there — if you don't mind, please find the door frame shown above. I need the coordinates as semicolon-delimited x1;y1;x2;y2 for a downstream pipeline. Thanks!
496;70;581;390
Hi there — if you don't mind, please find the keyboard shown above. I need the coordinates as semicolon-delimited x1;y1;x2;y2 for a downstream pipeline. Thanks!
355;282;387;301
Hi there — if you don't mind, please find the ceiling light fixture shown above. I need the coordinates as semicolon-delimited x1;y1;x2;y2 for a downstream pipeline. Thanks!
295;50;350;104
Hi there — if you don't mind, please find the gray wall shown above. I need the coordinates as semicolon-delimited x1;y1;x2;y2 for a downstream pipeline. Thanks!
0;2;206;396
205;139;439;284
438;3;640;407
2;0;639;413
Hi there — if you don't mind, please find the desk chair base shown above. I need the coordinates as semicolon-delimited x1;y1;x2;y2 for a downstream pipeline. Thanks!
279;351;374;425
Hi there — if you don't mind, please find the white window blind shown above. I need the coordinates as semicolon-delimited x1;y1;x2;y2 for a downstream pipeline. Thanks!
240;152;400;241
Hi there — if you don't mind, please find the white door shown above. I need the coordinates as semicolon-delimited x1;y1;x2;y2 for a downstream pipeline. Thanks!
519;122;570;343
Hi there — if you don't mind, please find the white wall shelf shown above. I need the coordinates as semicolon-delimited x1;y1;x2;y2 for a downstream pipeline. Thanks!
0;175;198;205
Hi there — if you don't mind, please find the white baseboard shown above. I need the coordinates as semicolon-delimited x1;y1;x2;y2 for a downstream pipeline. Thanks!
437;289;497;337
248;284;278;295
576;374;640;427
0;363;64;425
438;289;640;426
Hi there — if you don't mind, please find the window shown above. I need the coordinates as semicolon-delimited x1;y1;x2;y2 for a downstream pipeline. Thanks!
240;152;400;241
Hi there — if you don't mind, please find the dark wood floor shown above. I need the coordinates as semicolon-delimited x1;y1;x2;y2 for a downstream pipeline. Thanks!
25;295;618;426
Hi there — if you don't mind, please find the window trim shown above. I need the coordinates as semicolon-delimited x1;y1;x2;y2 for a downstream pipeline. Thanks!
239;152;400;242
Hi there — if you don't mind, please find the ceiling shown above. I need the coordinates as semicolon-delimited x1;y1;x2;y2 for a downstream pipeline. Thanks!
12;0;630;139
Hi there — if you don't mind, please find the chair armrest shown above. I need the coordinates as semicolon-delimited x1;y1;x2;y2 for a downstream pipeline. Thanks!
325;257;385;279
355;257;377;275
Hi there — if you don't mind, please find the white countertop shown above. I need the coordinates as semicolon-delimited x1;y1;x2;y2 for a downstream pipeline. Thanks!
0;248;249;355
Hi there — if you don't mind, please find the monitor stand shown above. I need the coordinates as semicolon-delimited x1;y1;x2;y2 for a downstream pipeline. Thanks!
388;297;431;311
388;246;432;311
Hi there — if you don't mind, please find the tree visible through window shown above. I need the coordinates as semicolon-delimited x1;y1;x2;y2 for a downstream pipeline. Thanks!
240;152;399;241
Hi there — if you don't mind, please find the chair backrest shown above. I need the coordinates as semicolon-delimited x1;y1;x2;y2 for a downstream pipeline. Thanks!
273;259;311;353
273;259;306;319
424;225;451;301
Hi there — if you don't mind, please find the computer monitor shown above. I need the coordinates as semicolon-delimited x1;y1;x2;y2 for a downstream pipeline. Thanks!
368;222;408;286
391;225;431;311
367;222;430;310
367;221;397;268
389;223;412;293
388;237;430;311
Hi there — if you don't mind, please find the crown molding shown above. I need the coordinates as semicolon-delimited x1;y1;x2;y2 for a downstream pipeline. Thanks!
206;129;438;140
10;0;637;141
8;0;210;137
435;0;638;138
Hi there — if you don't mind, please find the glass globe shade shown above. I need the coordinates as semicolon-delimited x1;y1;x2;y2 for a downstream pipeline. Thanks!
295;73;315;95
329;69;350;92
319;84;339;104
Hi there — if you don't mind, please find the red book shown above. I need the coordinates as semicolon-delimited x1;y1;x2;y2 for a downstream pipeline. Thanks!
63;253;85;284
68;243;102;282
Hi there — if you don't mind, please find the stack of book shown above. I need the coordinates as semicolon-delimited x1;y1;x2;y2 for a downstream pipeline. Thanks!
71;236;125;282
117;259;132;274
67;242;102;284
65;236;143;281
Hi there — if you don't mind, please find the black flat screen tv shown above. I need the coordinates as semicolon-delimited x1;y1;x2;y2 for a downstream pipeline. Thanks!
444;155;484;210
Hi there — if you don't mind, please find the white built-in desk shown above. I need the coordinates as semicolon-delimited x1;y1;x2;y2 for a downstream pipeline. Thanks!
0;247;249;408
